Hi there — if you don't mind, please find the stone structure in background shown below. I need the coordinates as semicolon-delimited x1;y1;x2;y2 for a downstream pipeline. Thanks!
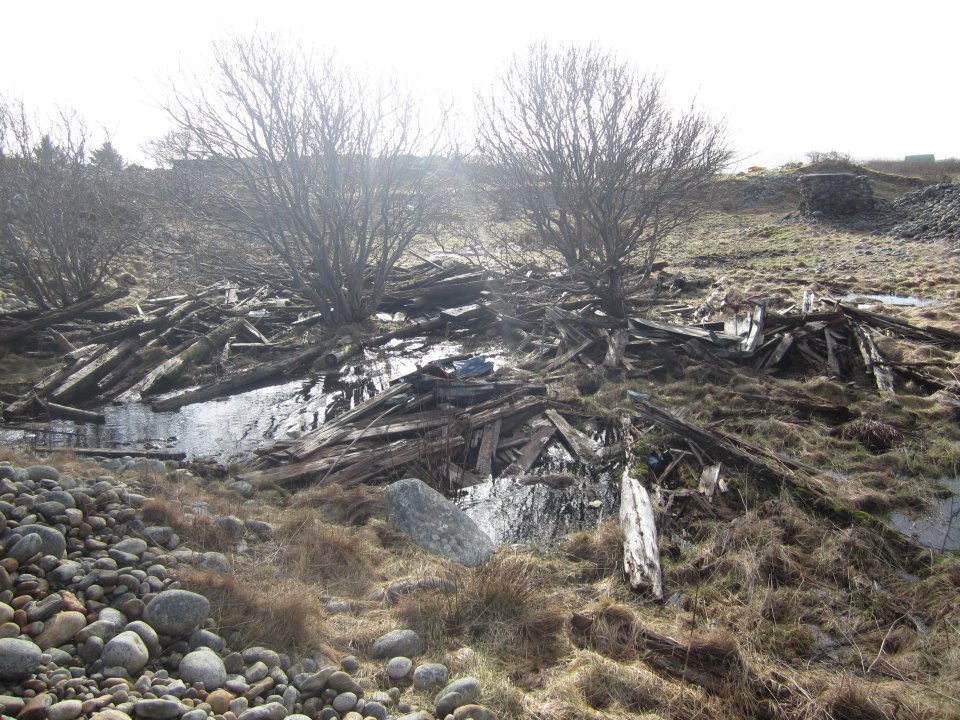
904;154;935;163
798;173;877;216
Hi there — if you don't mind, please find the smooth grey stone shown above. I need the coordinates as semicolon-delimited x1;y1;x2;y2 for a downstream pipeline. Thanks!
412;663;448;691
243;646;281;668
226;481;255;499
245;661;269;683
370;629;423;659
26;593;63;622
189;628;225;652
325;670;361;694
125;620;161;655
332;692;358;714
237;702;288;720
11;524;67;558
386;656;412;681
102;631;150;673
49;560;81;586
244;520;272;537
384;478;496;566
179;648;227;689
181;710;207;720
364;701;388;720
26;465;60;481
0;637;42;680
434;677;481;716
9;532;43;562
134;699;183;719
143;590;209;636
114;538;149;556
197;551;231;573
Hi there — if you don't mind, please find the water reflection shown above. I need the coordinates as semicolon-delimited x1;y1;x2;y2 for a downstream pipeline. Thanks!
458;437;622;544
6;337;496;464
890;478;960;552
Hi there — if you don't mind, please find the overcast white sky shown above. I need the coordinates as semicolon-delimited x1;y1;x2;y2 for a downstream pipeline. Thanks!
2;0;957;169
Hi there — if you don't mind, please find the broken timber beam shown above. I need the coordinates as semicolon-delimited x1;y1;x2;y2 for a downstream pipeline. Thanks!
620;461;663;599
502;425;556;476
150;343;329;412
115;318;245;402
545;408;599;462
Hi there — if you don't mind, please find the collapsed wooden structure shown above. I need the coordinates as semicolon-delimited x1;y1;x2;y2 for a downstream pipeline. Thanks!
3;258;959;597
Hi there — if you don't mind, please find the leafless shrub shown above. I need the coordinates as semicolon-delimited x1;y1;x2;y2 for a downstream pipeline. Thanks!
476;43;732;316
162;34;455;324
0;99;147;308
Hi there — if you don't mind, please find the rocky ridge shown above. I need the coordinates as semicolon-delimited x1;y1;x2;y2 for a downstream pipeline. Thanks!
0;457;498;720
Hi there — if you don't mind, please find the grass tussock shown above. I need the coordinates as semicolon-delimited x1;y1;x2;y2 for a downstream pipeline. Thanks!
562;519;624;581
141;498;237;552
394;553;568;668
275;511;379;596
291;483;383;525
837;418;904;453
179;567;327;654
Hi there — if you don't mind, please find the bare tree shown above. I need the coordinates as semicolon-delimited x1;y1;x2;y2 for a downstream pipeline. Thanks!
0;100;146;309
163;34;453;324
477;43;733;316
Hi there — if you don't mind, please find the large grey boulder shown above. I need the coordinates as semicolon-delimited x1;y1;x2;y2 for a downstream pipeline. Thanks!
384;478;496;567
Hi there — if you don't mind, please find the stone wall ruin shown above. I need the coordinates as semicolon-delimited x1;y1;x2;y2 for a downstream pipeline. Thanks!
798;173;876;216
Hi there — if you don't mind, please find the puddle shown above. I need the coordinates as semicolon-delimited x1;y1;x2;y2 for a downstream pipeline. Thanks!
4;338;505;464
890;478;960;552
842;293;935;307
458;423;624;545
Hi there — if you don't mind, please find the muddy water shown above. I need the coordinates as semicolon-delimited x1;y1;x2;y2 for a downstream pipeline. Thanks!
890;478;960;552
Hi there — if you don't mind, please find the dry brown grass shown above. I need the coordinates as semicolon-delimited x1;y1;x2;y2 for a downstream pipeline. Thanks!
178;567;330;655
275;511;379;596
291;483;383;525
141;498;238;552
837;418;904;453
393;552;568;668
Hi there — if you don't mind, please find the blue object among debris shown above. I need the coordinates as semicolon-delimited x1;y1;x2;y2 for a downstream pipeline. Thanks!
453;356;494;379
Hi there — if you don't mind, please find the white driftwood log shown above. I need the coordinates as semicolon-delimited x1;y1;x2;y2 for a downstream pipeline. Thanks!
620;466;663;599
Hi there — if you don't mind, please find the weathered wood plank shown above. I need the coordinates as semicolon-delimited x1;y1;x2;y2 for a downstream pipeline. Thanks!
115;318;245;402
545;408;599;462
621;464;663;599
502;425;556;476
474;420;501;476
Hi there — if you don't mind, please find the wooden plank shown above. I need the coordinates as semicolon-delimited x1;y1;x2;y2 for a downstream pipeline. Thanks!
603;329;630;368
545;408;599;462
502;425;556;476
621;464;663;599
851;322;895;396
542;337;595;372
150;343;329;411
115;318;244;402
824;327;843;376
283;382;412;460
758;332;794;371
36;447;186;460
474;420;501;476
50;339;138;403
